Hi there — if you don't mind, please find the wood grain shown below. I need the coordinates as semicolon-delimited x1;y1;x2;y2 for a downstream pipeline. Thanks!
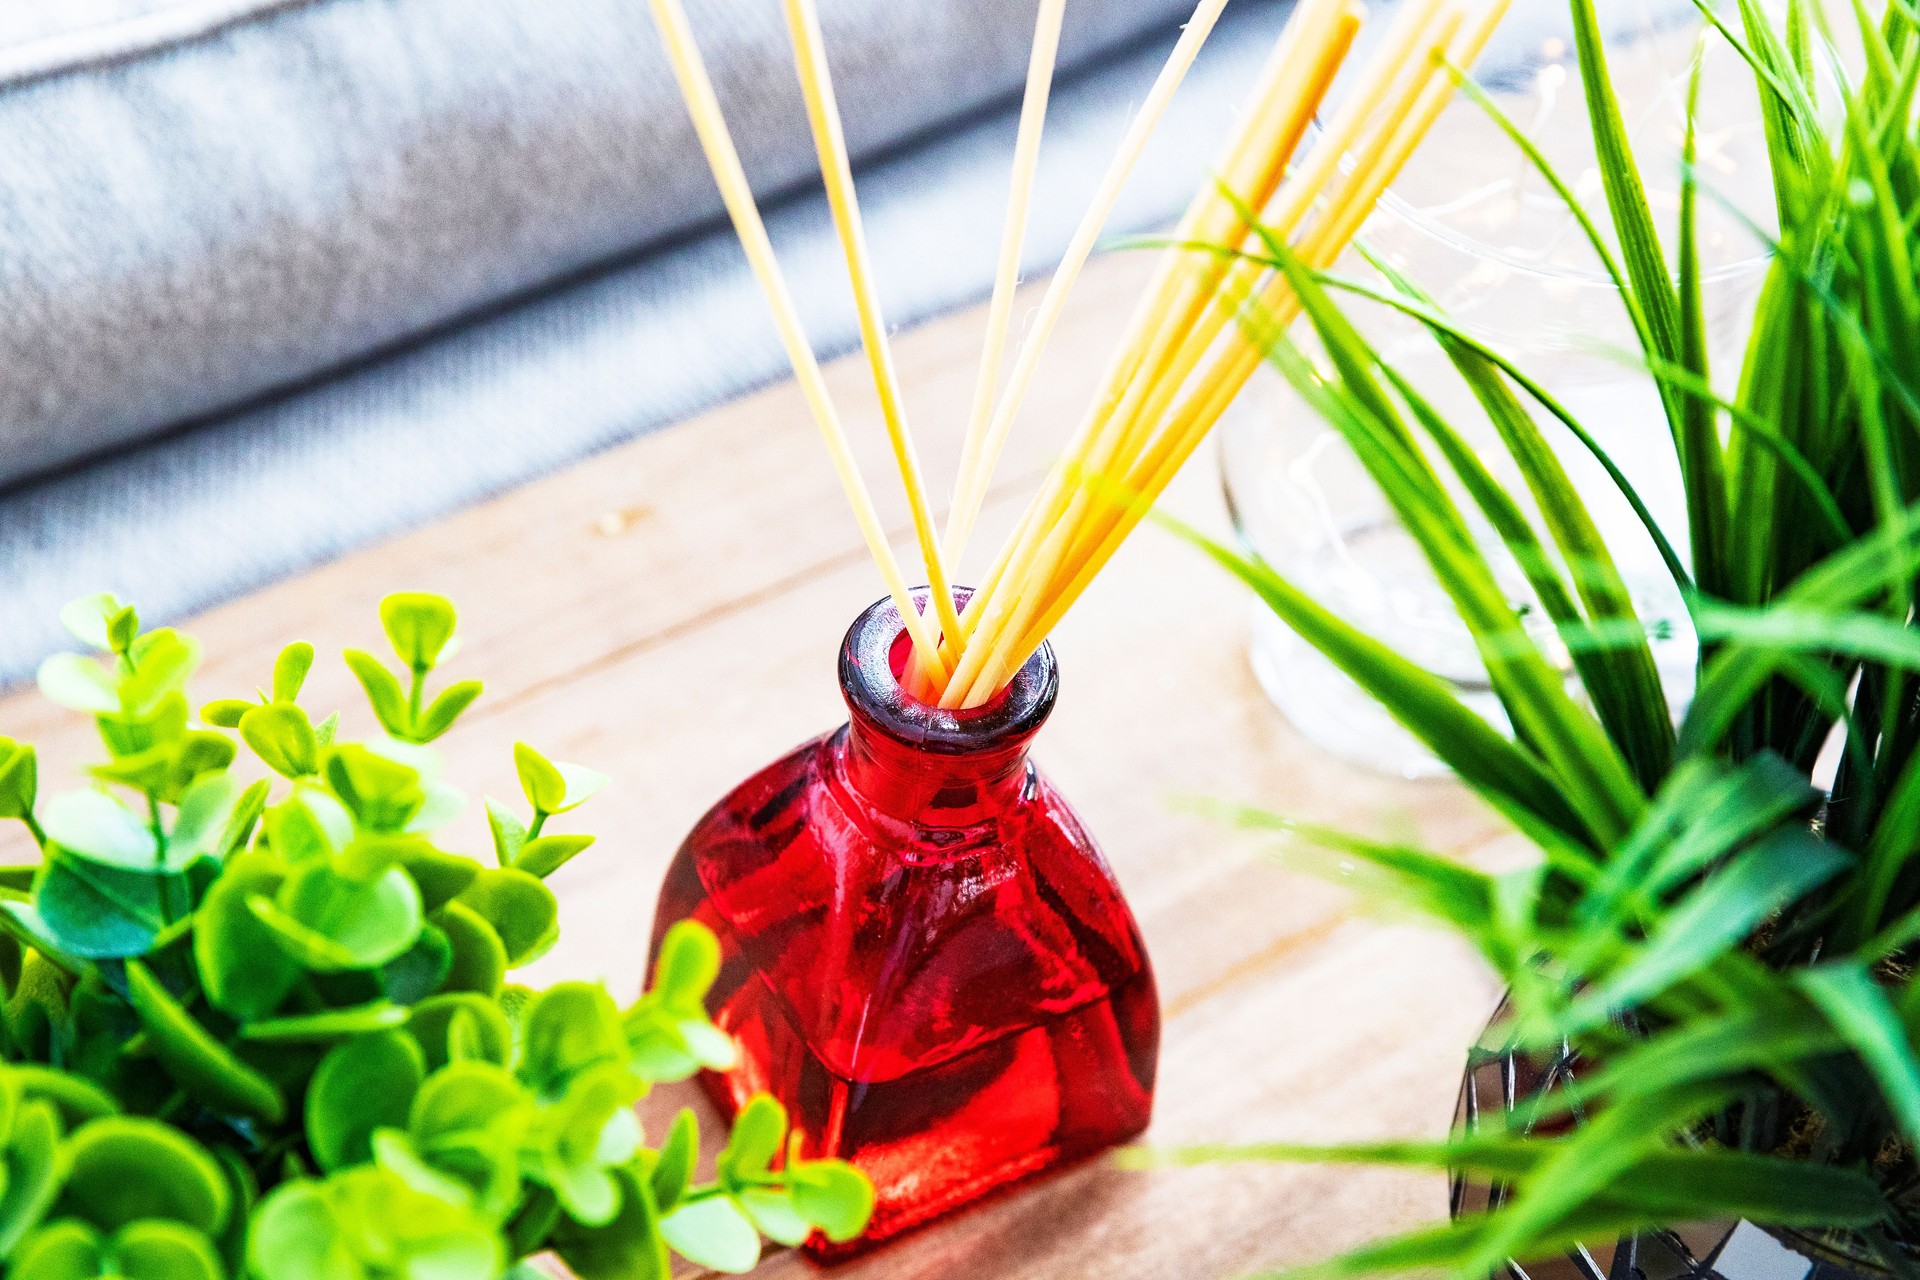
0;252;1505;1278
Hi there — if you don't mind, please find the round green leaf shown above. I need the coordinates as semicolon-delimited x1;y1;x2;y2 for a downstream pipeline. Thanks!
12;1065;120;1127
0;739;38;821
0;1100;66;1256
650;921;721;1009
380;594;458;671
564;1068;641;1161
40;791;158;870
513;834;594;881
553;1167;671;1280
262;791;352;865
483;800;526;870
60;593;124;651
343;649;410;739
397;848;479;915
167;776;244;865
456;868;558;969
400;1068;525;1218
194;852;298;1021
379;923;454;1005
124;962;284;1124
199;700;255;730
34;857;167;960
406;994;511;1070
433;903;506;997
549;762;608;815
37;653;119;715
415;681;484;744
249;1168;501;1280
244;1181;349;1280
718;1096;786;1187
119;631;201;718
369;1129;479;1210
736;1186;812;1248
239;706;319;780
649;1110;699;1215
272;642;315;705
112;1219;227;1280
520;984;625;1094
11;1218;103;1279
658;1195;759;1274
408;1061;526;1147
59;1116;230;1234
321;745;426;834
512;744;566;814
547;1157;619;1228
511;746;607;817
306;1032;424;1172
266;863;423;972
788;1160;875;1243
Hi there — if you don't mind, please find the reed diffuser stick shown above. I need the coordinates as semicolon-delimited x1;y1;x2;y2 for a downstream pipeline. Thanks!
936;0;1372;707
950;0;1512;706
647;0;1514;710
935;0;1357;672
939;0;1235;570
948;0;1069;570
646;0;950;680
780;0;966;651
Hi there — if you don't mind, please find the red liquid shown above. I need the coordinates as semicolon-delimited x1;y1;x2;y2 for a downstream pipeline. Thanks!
648;594;1159;1254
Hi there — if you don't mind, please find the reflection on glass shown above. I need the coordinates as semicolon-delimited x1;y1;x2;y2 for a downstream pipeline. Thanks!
1222;0;1777;777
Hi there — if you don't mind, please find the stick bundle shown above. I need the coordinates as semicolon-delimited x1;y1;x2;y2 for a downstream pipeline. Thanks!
648;0;1511;708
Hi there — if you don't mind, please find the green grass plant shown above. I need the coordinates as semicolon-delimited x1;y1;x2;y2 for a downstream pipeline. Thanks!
1149;0;1920;1272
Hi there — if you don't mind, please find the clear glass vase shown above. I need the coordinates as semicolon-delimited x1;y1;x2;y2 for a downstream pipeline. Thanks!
647;590;1158;1255
1222;0;1777;777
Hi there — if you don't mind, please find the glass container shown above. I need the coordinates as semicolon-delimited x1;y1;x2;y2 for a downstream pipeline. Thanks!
647;590;1159;1255
1222;0;1777;777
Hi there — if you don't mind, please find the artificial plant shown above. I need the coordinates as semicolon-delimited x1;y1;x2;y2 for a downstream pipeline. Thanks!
0;591;872;1279
1138;0;1920;1273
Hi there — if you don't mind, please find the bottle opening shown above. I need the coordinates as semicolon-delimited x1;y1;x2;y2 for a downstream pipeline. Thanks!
884;628;1018;717
843;589;1056;755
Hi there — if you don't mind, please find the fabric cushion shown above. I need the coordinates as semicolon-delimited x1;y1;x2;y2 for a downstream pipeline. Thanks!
0;0;1197;489
0;1;1302;684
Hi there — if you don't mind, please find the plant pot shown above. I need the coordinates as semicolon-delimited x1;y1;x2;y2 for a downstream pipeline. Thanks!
1453;1005;1888;1280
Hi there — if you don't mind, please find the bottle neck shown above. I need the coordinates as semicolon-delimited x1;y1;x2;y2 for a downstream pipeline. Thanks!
838;711;1037;831
832;590;1058;855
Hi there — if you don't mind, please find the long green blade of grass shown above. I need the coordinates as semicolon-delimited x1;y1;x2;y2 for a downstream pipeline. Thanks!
1157;512;1598;849
1260;242;1648;843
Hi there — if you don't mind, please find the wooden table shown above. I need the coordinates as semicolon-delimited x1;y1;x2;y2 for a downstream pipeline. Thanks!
0;251;1506;1278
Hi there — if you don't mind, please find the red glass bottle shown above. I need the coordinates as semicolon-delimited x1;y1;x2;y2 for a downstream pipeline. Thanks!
648;590;1159;1253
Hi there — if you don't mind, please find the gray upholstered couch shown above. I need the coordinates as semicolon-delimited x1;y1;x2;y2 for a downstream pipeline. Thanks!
0;0;1310;684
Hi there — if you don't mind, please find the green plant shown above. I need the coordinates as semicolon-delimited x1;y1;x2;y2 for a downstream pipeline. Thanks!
1133;0;1920;1274
0;591;872;1279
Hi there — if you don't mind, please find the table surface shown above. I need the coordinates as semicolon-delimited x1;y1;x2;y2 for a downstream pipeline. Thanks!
0;250;1507;1279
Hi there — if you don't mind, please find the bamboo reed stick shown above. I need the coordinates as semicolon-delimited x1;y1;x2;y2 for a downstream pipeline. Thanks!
649;0;1511;709
948;0;1376;682
947;0;1069;570
938;0;1236;570
955;0;1512;705
647;0;951;680
932;0;1359;701
940;0;1392;706
780;0;967;652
